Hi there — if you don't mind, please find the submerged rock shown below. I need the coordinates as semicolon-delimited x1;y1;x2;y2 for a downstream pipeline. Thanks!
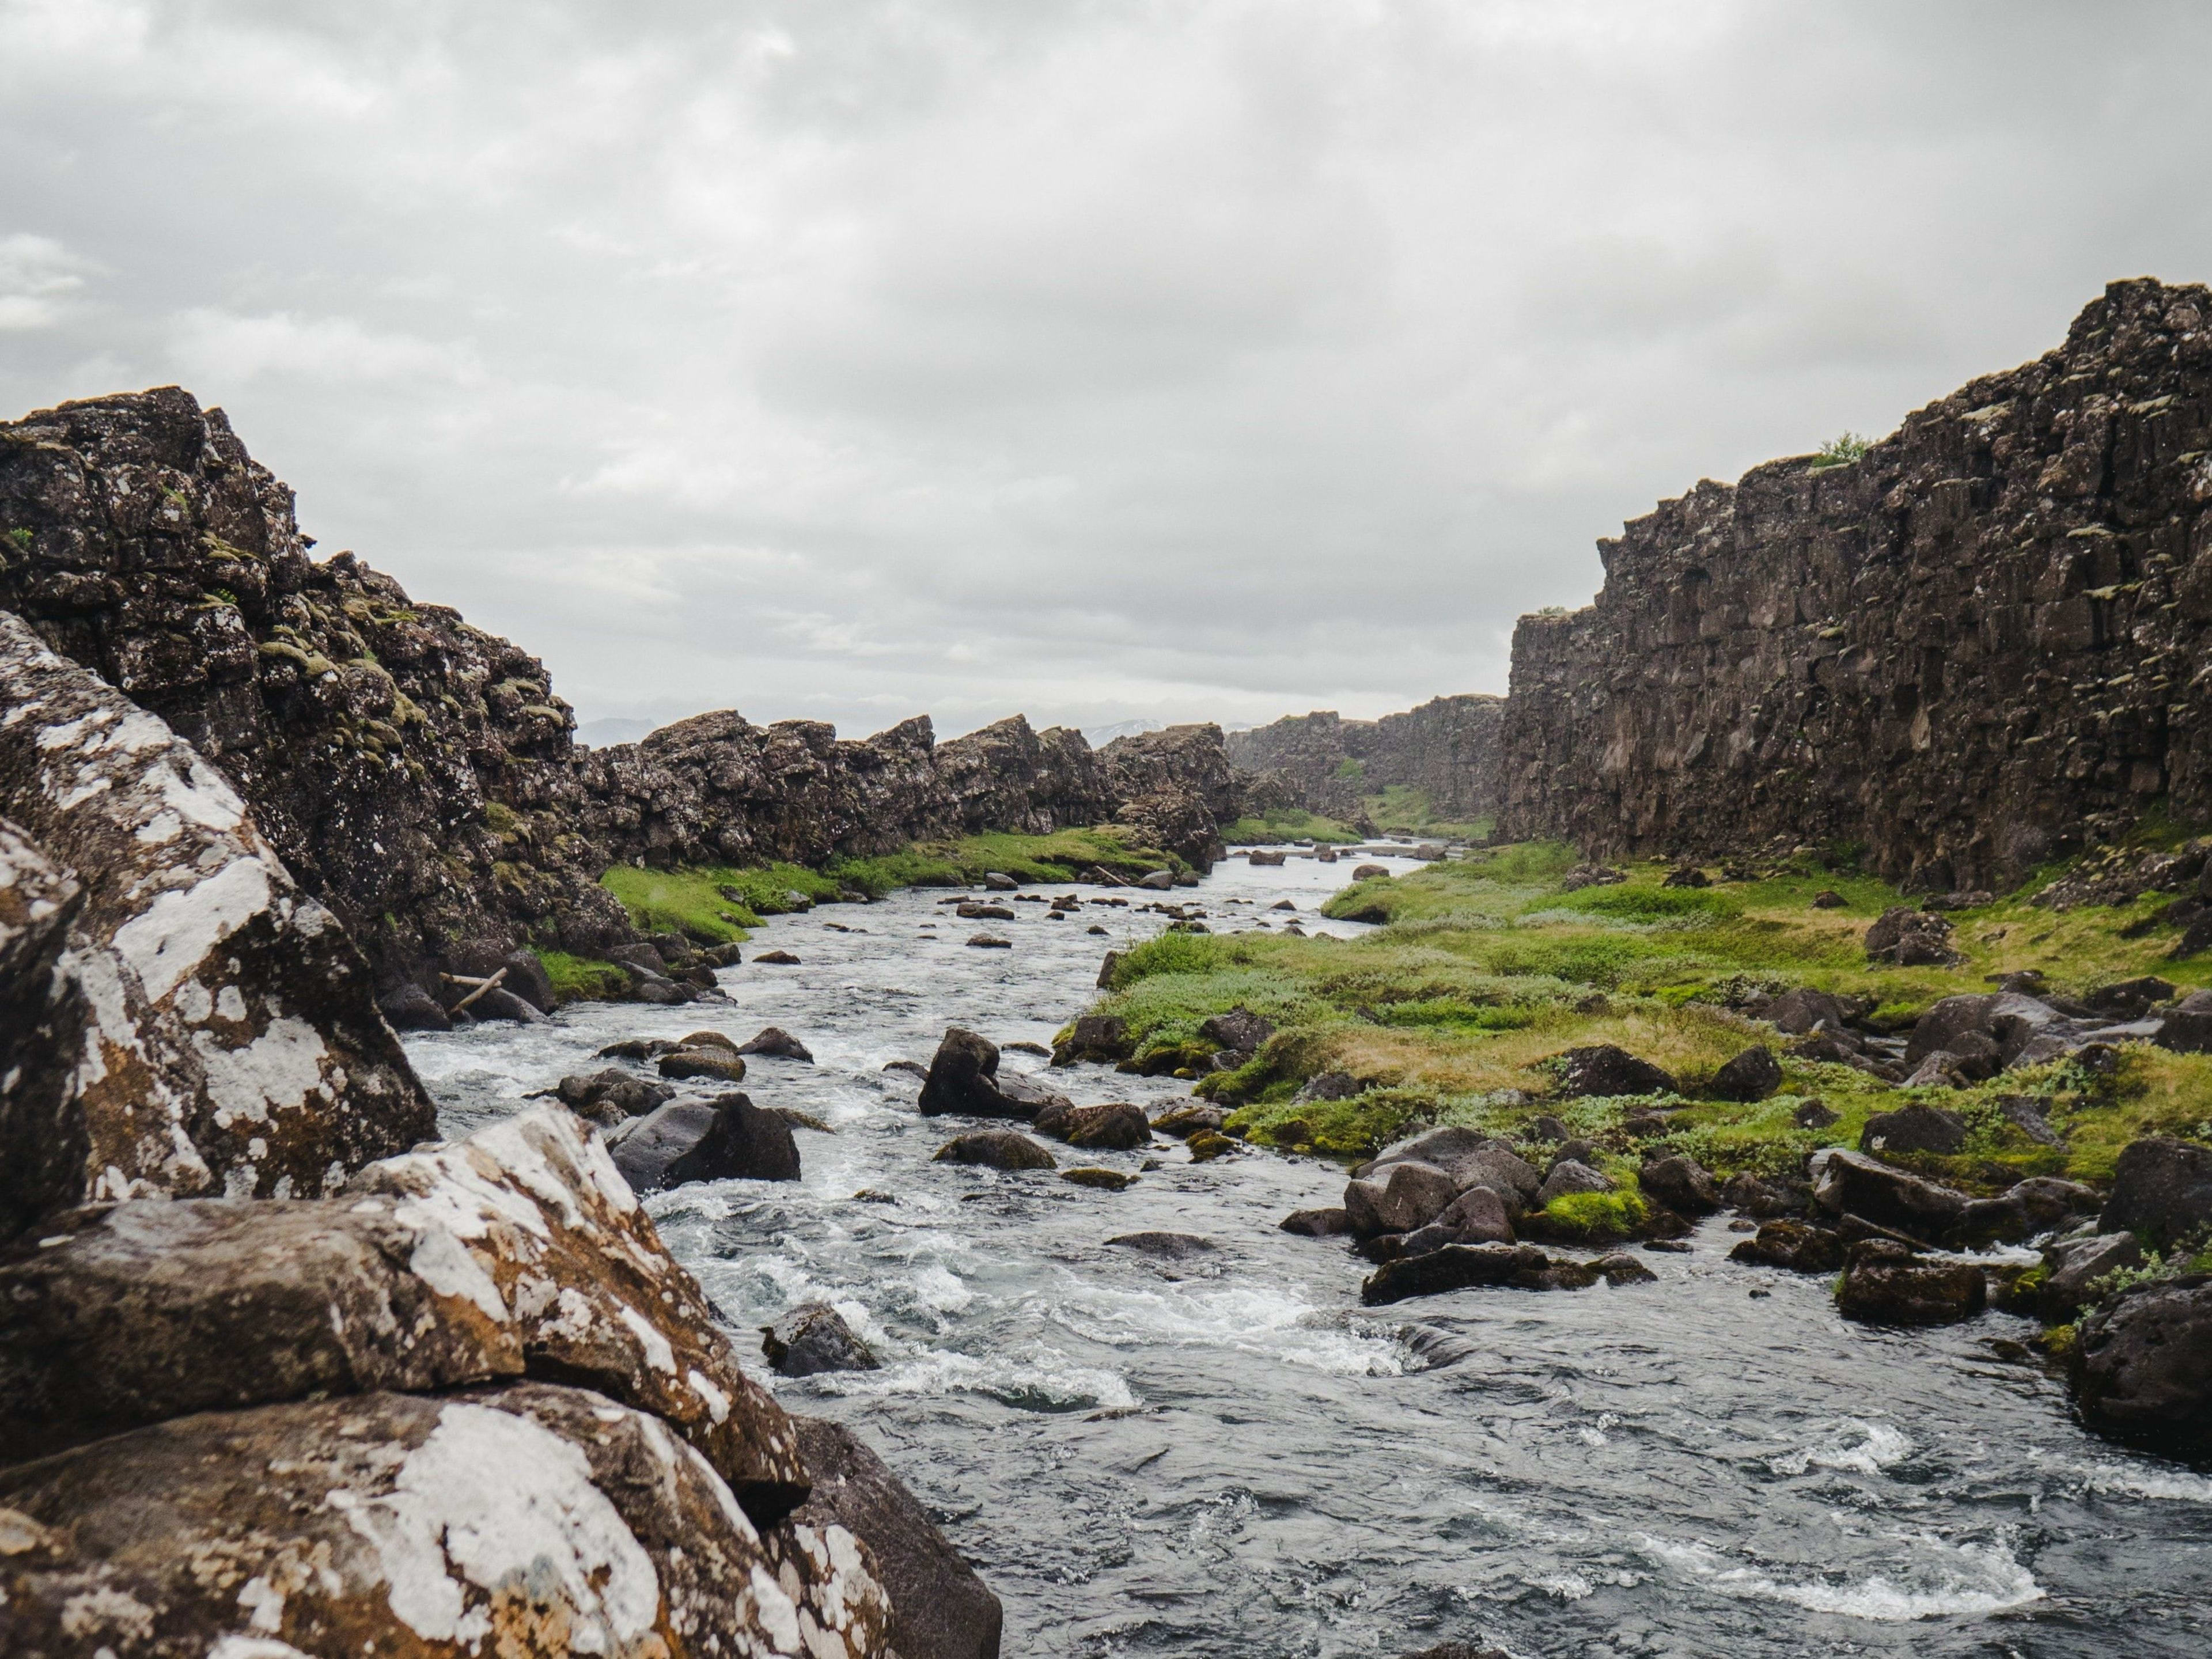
933;1130;1057;1171
659;1045;749;1084
1728;1219;1847;1273
1279;1206;1350;1237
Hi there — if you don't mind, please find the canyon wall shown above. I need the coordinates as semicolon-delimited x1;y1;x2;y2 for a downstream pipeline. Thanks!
1499;278;2212;890
0;389;1247;1006
1226;694;1503;823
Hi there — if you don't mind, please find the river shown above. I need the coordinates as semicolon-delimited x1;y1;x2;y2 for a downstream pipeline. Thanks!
406;851;2212;1659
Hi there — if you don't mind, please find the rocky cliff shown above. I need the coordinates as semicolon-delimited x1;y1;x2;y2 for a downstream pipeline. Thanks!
1226;695;1503;823
1;390;1249;1009
1499;279;2212;889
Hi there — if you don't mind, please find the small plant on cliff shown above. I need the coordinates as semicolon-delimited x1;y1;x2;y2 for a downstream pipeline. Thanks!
1812;432;1873;468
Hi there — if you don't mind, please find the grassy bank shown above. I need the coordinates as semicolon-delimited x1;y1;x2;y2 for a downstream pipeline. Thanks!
1361;783;1492;843
1219;806;1365;844
1075;842;2212;1184
546;828;1183;1004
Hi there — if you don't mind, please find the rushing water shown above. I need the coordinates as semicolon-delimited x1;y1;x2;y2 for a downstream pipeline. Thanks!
408;852;2212;1659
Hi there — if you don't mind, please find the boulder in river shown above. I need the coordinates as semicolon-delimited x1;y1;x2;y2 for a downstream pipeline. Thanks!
1810;1149;1969;1243
1640;1154;1722;1216
0;1384;888;1659
1554;1044;1680;1099
2098;1135;2212;1248
755;948;802;964
554;1066;675;1127
1152;1100;1227;1138
1052;1013;1132;1065
1107;1231;1218;1260
787;1415;1006;1659
1035;1100;1150;1151
2069;1275;2212;1456
1728;1219;1847;1273
737;1025;816;1061
660;1045;750;1084
1361;1242;1651;1305
762;1302;880;1377
1835;1240;1987;1325
2040;1231;2147;1317
919;1026;1072;1119
1343;1161;1459;1237
933;1130;1057;1171
1279;1207;1350;1237
1950;1176;2101;1247
609;1093;801;1191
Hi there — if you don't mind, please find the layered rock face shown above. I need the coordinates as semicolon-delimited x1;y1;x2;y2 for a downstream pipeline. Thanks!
0;388;633;995
2;390;1247;1005
1226;695;1502;823
0;611;431;1237
1499;279;2212;889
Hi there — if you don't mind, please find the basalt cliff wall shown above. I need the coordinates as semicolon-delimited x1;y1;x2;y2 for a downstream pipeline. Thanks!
1499;278;2212;891
0;389;1246;1006
1226;694;1503;824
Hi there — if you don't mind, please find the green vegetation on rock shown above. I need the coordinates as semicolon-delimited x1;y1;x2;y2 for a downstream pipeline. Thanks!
532;948;632;1005
828;828;1180;892
1081;840;2212;1175
1361;783;1493;843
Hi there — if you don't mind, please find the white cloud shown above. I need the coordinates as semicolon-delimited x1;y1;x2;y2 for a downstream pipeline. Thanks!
1;1;2209;736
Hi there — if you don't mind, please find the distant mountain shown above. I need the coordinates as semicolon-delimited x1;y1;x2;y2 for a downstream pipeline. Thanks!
1082;717;1166;746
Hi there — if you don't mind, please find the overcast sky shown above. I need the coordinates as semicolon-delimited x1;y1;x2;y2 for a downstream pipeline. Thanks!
5;2;2211;741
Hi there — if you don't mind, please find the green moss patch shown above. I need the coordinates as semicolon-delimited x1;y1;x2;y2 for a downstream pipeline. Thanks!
533;949;631;1005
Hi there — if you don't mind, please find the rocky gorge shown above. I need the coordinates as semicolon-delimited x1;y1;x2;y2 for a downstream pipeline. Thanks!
5;277;2212;1657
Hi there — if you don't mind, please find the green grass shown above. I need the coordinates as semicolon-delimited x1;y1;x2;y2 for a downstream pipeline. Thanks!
1070;839;2212;1175
599;830;1178;946
1220;807;1364;845
599;863;770;943
828;828;1177;893
533;949;632;1005
1362;784;1493;843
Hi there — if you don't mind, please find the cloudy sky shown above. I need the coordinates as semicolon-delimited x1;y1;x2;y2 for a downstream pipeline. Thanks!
5;2;2210;741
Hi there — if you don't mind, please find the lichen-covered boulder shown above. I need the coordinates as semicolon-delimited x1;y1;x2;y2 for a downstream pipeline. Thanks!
0;613;432;1241
2;1104;809;1522
787;1416;1003;1659
0;1384;890;1658
349;1105;810;1520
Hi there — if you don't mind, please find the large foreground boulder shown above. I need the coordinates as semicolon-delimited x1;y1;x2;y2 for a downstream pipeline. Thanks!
0;1105;809;1520
2070;1275;2212;1456
788;1416;1005;1659
0;1384;889;1659
0;612;433;1241
918;1027;1071;1119
2099;1136;2212;1249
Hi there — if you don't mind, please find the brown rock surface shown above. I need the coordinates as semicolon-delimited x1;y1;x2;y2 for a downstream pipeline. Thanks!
1498;279;2212;889
0;611;431;1240
0;1383;889;1659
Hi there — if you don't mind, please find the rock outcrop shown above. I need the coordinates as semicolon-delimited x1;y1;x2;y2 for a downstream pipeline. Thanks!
1225;695;1503;824
0;611;431;1238
1498;279;2212;890
2;390;1250;1011
0;388;636;1005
